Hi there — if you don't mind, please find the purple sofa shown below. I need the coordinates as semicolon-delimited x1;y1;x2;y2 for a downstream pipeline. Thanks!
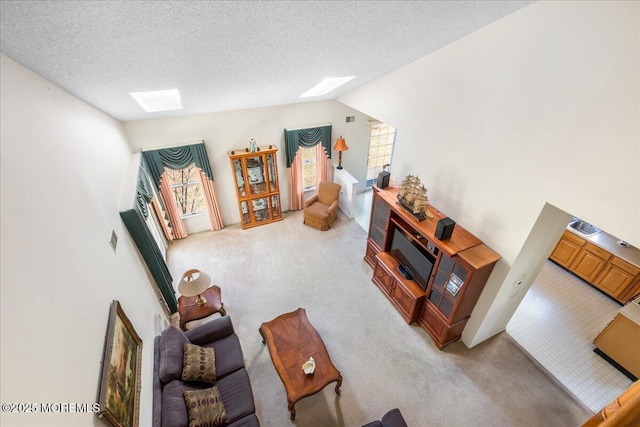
153;316;259;427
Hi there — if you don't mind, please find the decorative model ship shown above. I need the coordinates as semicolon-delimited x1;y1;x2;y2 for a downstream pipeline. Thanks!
397;175;434;221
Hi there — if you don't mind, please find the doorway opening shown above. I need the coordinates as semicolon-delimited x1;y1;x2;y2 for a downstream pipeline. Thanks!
505;204;633;412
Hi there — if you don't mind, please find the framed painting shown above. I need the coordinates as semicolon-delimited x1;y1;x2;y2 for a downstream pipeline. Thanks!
98;300;142;427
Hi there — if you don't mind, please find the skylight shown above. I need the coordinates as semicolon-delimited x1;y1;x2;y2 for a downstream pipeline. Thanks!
300;76;357;98
130;89;183;112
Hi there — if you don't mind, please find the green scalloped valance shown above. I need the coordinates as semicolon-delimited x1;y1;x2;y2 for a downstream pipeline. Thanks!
284;125;332;168
142;142;213;189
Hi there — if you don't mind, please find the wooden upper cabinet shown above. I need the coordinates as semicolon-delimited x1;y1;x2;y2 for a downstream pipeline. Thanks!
594;256;640;300
569;242;611;283
550;231;585;268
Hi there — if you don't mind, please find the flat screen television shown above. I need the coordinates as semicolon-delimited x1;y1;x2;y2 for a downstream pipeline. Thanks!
390;227;435;291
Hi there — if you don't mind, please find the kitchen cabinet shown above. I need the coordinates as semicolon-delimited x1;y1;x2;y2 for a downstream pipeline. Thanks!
550;230;640;303
228;146;282;229
570;242;611;283
549;230;585;268
594;257;640;301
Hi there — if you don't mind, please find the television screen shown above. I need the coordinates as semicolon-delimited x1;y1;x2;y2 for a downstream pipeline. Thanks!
390;228;435;291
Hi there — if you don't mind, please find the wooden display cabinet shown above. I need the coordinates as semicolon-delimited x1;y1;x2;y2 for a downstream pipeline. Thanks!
365;184;500;349
228;146;282;229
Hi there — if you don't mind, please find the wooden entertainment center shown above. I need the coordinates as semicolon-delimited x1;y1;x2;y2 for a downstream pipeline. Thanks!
366;183;500;349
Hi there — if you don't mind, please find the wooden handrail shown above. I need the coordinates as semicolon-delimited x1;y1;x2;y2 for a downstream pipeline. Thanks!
582;381;640;427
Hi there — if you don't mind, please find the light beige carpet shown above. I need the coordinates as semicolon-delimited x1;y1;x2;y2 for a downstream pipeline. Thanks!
166;210;593;427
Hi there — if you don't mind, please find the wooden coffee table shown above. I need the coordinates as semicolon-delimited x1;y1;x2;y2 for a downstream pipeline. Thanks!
259;308;342;420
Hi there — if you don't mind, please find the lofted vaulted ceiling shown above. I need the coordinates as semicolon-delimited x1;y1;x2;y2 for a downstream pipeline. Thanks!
0;1;533;121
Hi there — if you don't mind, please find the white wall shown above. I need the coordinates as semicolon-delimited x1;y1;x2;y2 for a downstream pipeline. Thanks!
123;100;373;226
0;54;168;426
338;1;640;346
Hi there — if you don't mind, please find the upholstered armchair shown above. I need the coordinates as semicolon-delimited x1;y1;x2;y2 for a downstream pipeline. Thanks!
303;180;341;230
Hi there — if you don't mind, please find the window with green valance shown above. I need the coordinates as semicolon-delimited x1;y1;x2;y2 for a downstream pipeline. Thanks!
284;125;332;168
142;142;214;189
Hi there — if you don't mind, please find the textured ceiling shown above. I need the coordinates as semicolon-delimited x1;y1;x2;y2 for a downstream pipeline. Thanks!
0;1;532;121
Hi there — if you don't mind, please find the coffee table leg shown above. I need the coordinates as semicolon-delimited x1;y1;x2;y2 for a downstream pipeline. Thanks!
288;401;296;420
335;374;343;395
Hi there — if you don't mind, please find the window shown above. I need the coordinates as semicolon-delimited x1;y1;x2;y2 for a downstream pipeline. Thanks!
301;146;317;191
163;164;206;217
366;123;396;187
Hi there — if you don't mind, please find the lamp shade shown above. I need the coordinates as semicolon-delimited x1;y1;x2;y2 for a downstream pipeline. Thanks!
333;136;349;152
178;269;211;296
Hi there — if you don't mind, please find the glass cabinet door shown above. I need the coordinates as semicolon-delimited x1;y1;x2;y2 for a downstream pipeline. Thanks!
233;159;246;197
246;156;266;196
252;197;270;223
240;201;251;226
271;195;281;219
267;152;278;192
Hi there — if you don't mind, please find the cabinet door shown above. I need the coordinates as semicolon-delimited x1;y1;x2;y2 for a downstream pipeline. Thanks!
595;265;637;299
239;201;251;226
233;159;247;197
266;152;278;192
246;155;267;196
390;281;419;323
429;254;467;321
594;257;640;300
570;249;608;282
270;195;281;220
373;259;394;295
250;197;271;223
369;195;390;249
550;233;584;268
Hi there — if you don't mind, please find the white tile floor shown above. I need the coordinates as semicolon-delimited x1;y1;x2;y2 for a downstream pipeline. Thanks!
355;190;633;411
507;261;634;412
354;188;372;232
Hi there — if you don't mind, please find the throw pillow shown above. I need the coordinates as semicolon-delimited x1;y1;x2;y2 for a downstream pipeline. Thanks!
183;386;227;427
159;326;190;383
182;343;216;383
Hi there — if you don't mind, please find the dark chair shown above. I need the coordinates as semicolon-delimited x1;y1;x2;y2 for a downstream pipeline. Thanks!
362;408;408;427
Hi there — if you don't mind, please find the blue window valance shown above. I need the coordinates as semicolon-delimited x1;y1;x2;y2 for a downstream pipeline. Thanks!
284;125;332;168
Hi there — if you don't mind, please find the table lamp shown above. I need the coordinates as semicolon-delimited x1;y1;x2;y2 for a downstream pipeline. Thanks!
333;136;349;170
178;269;211;307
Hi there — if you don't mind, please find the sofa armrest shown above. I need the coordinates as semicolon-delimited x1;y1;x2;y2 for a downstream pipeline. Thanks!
152;336;163;427
185;315;235;345
327;200;339;215
304;195;318;208
380;408;408;427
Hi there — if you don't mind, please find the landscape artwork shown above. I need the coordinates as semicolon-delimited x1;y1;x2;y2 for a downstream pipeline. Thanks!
98;300;142;427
